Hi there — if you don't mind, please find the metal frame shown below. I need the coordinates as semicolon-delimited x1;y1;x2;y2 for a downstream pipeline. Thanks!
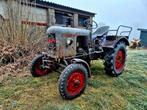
108;25;132;38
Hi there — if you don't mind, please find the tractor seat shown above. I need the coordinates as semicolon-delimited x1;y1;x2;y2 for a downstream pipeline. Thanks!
92;26;110;40
106;35;117;40
106;35;129;40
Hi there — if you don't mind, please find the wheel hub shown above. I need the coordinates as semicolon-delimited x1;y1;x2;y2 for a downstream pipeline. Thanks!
74;80;80;87
35;60;51;76
115;49;125;71
67;71;85;96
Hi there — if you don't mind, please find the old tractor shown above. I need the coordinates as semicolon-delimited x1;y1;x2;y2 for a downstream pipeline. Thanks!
30;20;132;100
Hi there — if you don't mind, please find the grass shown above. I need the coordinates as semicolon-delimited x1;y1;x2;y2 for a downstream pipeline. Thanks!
0;50;147;110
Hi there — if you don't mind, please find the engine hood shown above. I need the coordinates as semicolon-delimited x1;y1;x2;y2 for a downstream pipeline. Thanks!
47;26;90;36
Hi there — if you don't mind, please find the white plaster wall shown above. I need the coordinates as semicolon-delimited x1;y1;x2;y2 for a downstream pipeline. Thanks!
22;5;47;23
0;0;47;23
0;0;6;18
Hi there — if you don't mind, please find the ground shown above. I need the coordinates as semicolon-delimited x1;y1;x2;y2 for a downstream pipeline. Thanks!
0;50;147;110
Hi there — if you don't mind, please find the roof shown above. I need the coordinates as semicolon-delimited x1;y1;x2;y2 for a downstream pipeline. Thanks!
138;28;147;32
27;0;95;17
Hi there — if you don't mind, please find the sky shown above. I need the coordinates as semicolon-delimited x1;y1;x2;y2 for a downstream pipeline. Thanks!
47;0;147;39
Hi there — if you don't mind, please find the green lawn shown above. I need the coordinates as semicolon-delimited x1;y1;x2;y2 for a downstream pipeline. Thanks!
0;50;147;110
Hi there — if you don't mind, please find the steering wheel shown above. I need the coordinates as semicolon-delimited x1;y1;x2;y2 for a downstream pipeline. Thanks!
84;19;98;29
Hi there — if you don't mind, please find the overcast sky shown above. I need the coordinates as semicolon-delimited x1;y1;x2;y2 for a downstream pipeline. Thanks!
47;0;147;39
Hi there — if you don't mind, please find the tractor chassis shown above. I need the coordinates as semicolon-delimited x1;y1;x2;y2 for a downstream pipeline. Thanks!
40;49;104;73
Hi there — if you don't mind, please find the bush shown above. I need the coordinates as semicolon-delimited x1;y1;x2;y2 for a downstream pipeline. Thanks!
0;0;48;78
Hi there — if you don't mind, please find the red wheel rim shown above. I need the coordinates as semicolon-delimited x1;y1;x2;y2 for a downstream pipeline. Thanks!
35;60;50;76
67;71;85;96
115;49;125;71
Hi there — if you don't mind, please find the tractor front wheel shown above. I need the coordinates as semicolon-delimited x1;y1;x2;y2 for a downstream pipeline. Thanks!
30;54;52;77
59;64;88;100
104;42;127;77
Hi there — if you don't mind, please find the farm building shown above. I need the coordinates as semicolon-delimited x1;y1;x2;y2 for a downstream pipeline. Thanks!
0;0;95;29
138;28;147;47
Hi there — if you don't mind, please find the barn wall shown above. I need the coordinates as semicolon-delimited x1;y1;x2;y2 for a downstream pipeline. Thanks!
0;0;6;18
0;0;48;26
73;13;78;28
21;5;48;23
140;31;147;47
0;0;94;28
47;8;55;26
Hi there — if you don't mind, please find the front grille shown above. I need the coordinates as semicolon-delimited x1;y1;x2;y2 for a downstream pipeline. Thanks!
48;33;56;51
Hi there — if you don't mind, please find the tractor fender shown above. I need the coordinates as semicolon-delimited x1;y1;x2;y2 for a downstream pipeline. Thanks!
114;37;129;47
72;58;91;78
102;37;129;49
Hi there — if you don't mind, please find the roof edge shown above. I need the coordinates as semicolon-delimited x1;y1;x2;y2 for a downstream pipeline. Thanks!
28;0;96;17
138;28;147;31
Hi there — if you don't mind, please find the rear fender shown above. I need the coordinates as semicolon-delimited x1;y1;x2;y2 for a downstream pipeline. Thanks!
72;58;91;78
102;37;129;49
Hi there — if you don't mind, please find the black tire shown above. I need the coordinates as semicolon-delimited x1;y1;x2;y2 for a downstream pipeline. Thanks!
104;42;127;77
30;54;51;77
59;64;88;100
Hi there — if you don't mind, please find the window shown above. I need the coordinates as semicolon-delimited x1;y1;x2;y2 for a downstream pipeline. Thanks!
78;15;89;27
55;11;73;26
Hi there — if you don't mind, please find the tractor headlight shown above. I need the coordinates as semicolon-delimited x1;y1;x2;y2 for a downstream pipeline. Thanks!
66;38;73;46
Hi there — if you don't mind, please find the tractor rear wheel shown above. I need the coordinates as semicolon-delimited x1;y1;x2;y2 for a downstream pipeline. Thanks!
104;42;127;77
59;64;88;100
30;54;52;77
